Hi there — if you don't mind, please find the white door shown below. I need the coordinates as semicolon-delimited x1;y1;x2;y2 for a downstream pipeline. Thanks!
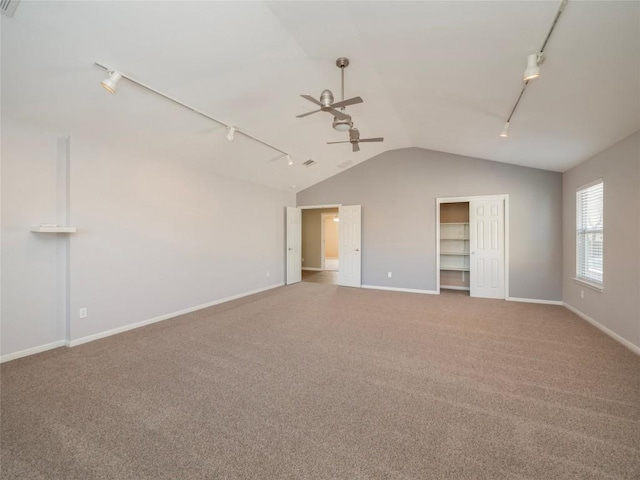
470;198;505;298
286;207;301;285
338;205;361;287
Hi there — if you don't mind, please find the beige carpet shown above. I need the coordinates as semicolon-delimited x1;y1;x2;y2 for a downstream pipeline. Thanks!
2;283;639;479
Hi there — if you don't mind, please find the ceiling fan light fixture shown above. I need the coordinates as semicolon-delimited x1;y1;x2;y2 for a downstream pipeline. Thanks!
523;53;542;81
287;155;293;166
226;126;236;141
499;122;510;138
100;71;122;93
332;116;353;132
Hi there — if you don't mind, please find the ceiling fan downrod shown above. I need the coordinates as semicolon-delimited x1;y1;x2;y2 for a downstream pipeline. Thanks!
336;57;350;102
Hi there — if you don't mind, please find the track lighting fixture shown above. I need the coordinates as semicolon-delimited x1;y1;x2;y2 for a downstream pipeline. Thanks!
226;126;236;142
100;71;122;93
94;62;293;163
500;0;567;137
523;53;543;81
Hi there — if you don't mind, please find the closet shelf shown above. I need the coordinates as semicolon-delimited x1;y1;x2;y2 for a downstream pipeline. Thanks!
440;252;470;256
440;267;470;272
30;226;77;233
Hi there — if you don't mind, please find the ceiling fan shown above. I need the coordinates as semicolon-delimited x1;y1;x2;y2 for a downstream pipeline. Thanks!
327;127;383;152
296;57;363;132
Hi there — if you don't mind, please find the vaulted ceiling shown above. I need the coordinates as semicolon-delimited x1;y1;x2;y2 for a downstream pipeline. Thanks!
2;1;638;191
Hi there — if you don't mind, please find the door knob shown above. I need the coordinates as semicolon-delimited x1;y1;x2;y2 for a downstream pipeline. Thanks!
355;248;360;252
288;248;293;251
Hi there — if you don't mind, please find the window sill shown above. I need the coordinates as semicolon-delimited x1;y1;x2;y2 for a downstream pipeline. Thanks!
573;277;604;293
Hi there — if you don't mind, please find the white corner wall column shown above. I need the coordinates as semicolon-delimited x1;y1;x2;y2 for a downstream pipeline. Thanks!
56;136;72;344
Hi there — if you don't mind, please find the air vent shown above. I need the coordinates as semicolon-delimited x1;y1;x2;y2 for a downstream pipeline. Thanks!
302;159;316;167
337;160;354;169
0;0;20;17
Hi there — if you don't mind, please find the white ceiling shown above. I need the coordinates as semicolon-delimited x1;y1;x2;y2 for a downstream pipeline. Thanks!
2;1;638;192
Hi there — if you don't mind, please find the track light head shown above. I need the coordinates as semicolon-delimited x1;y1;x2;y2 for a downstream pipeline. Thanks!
286;155;293;166
226;126;236;142
101;71;122;93
500;122;510;138
523;53;543;81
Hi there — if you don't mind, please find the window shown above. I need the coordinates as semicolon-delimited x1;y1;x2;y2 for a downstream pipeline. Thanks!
576;180;603;288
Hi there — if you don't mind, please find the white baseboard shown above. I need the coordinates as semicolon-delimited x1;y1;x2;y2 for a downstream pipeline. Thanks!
302;267;323;271
441;286;470;291
563;303;640;355
69;282;284;348
1;339;68;364
506;296;563;305
1;284;285;361
362;285;438;295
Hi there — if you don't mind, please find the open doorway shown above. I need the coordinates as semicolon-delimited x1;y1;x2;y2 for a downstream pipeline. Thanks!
321;212;340;271
301;207;339;285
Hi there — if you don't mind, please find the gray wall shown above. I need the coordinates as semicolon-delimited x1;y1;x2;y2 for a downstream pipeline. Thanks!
563;131;640;349
1;119;66;354
298;147;563;300
301;208;338;269
1;118;295;357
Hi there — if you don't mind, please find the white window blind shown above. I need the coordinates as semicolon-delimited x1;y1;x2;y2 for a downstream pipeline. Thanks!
576;180;603;285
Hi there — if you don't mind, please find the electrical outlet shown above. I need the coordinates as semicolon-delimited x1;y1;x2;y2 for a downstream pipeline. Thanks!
266;271;270;277
580;290;584;299
79;308;87;319
388;272;392;278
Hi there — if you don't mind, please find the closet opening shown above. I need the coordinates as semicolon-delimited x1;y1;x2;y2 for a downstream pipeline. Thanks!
439;202;470;295
436;195;508;299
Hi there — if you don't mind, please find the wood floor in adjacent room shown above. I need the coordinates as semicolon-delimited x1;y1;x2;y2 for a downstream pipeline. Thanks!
302;269;339;284
2;284;639;479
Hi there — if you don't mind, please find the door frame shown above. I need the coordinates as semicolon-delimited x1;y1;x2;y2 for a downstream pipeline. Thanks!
286;207;302;285
436;195;509;296
320;212;338;270
299;204;341;272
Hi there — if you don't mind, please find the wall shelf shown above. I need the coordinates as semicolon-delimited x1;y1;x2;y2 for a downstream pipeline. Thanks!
30;226;77;233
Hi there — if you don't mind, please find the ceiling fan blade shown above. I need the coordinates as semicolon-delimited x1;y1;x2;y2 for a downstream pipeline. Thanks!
300;94;324;107
296;109;322;118
328;108;350;121
353;143;360;152
332;96;364;109
358;137;384;143
326;141;351;144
